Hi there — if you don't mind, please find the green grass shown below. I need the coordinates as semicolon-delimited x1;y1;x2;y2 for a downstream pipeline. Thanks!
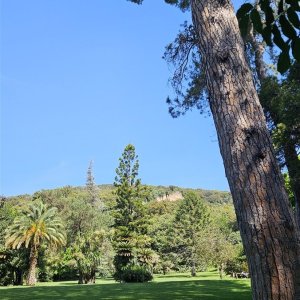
0;271;251;300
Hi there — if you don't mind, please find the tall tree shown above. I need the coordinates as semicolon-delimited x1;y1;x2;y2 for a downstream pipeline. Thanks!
64;191;113;284
128;1;300;298
5;201;66;286
113;144;152;282
172;192;210;276
86;160;100;207
164;10;300;228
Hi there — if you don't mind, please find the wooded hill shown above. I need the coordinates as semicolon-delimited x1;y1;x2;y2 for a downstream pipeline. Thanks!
3;184;232;207
1;183;241;286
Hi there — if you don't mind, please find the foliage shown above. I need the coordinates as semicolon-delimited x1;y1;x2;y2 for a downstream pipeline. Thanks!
259;63;300;150
169;192;210;275
5;201;66;250
1;181;237;285
4;201;66;285
259;62;300;210
224;253;249;275
118;264;153;283
113;144;152;282
71;230;113;284
237;0;300;73
0;200;28;286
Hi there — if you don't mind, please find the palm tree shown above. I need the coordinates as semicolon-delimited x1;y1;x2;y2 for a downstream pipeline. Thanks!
5;201;66;286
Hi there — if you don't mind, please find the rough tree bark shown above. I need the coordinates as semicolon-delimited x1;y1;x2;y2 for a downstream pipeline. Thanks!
190;0;300;299
247;29;300;230
26;246;38;286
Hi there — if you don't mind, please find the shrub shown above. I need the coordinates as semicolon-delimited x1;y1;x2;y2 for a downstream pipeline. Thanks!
118;265;153;283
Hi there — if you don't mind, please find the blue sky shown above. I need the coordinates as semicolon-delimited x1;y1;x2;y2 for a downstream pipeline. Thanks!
1;0;244;196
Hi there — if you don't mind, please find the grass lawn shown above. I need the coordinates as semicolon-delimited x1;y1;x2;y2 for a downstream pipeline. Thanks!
0;271;251;300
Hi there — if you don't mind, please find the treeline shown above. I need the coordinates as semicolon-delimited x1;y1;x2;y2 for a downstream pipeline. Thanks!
0;145;246;286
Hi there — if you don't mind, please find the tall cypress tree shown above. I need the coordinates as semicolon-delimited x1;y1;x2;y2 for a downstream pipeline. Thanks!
113;144;152;281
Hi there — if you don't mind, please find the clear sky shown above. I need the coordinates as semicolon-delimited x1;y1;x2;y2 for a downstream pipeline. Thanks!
1;0;244;196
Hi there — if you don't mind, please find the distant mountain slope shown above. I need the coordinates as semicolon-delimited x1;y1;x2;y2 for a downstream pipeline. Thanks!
4;184;232;206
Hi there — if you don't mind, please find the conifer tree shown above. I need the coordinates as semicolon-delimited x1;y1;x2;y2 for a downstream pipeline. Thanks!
86;161;99;207
113;144;152;282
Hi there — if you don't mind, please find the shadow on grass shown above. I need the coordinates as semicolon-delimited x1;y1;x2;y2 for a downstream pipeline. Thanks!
155;273;214;279
1;279;251;300
156;274;193;278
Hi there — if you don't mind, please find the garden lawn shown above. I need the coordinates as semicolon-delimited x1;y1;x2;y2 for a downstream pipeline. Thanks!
0;271;251;300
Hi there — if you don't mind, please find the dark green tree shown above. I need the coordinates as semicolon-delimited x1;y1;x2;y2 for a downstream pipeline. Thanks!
72;230;113;284
113;144;152;282
65;191;113;284
236;0;300;73
171;192;210;276
0;199;29;286
259;62;300;226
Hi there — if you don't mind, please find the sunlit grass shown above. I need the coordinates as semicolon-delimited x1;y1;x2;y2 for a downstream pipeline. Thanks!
0;270;251;300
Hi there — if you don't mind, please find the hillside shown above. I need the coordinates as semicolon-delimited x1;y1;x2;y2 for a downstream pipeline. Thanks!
3;184;232;206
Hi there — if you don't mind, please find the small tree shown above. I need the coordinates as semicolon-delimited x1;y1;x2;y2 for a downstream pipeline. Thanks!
5;201;66;286
113;144;152;282
72;230;113;284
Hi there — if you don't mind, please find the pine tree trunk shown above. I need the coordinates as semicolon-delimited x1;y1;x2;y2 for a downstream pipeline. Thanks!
190;0;300;299
247;27;300;229
26;246;38;286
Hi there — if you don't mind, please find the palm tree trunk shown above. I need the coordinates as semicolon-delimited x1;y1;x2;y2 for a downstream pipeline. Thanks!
190;0;300;298
26;246;38;286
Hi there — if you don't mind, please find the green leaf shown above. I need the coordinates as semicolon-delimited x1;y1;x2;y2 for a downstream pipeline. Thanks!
239;15;250;37
287;7;300;29
290;0;300;12
260;0;275;24
236;3;253;19
278;0;284;14
277;48;291;74
272;24;288;50
250;9;263;33
279;15;297;39
292;37;300;61
262;25;273;46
